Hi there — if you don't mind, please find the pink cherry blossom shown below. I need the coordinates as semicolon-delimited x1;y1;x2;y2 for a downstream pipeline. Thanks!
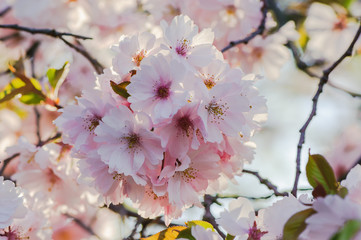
112;31;158;76
0;177;26;229
127;54;190;123
54;89;115;153
94;105;164;181
161;15;218;67
167;145;220;207
156;103;205;158
301;195;361;240
217;197;267;239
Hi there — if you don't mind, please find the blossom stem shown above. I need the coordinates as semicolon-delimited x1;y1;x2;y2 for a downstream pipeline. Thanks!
291;22;361;197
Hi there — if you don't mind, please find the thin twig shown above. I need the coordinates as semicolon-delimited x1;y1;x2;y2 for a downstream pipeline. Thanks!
0;153;19;176
221;0;268;53
108;204;175;228
291;23;361;197
0;6;11;18
38;132;62;147
242;169;289;197
64;214;101;239
0;32;20;42
0;24;92;40
203;195;226;239
60;37;104;75
34;107;42;145
0;24;104;74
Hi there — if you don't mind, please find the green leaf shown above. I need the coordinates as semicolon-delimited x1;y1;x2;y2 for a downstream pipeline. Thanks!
186;220;215;231
47;62;69;89
225;234;235;240
330;220;361;240
283;208;316;240
176;228;195;240
0;78;27;103
141;226;187;240
110;80;130;99
306;154;338;195
19;92;45;104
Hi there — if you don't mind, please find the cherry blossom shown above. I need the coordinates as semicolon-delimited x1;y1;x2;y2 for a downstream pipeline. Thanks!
0;177;26;229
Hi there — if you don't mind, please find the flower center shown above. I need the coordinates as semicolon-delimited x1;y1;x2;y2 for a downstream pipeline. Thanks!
204;77;216;89
1;226;25;240
132;49;146;67
156;83;171;99
123;133;140;149
206;100;230;123
333;15;347;31
226;5;236;15
83;115;101;134
175;167;198;183
247;221;268;240
176;39;190;57
177;116;193;137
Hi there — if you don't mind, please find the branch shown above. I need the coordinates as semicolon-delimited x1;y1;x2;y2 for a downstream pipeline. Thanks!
0;24;104;74
0;6;11;18
60;37;104;75
203;195;226;239
108;203;176;235
64;214;101;239
288;42;361;98
221;0;268;53
0;153;19;176
291;22;361;197
0;32;20;42
34;107;41;145
0;24;92;40
242;169;289;197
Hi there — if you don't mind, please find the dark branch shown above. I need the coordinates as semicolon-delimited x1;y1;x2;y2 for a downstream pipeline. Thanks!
0;32;20;42
64;214;101;239
0;6;11;18
203;195;226;239
0;153;19;176
0;24;92;40
221;0;268;53
242;169;289;197
34;107;42;145
60;37;104;75
0;24;104;74
291;22;361;197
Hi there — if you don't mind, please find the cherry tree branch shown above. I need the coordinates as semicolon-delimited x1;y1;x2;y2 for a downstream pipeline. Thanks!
242;169;289;197
0;153;19;176
288;42;361;98
34;107;42;145
291;23;361;197
0;24;92;40
64;214;101;239
108;203;176;238
0;24;104;74
203;195;226;239
60;36;104;75
0;6;11;18
221;0;268;53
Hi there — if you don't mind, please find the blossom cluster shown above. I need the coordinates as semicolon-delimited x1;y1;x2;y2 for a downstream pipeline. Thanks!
55;15;266;224
0;0;361;239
